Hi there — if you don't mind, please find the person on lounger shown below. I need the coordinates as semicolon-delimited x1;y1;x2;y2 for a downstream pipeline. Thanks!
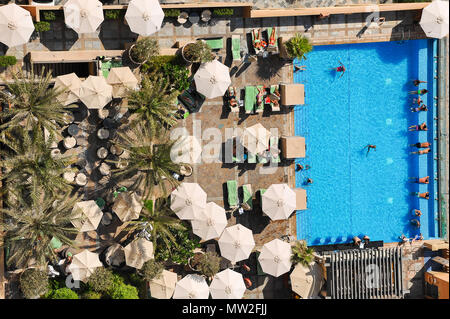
412;192;429;200
410;142;431;148
252;29;263;52
409;88;428;95
409;176;429;184
269;27;277;46
410;148;431;155
408;122;427;131
411;209;422;217
411;104;428;112
413;79;427;86
332;60;346;78
256;86;265;107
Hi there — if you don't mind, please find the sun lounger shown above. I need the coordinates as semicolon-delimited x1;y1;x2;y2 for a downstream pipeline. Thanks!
204;37;224;50
227;180;239;209
247;152;257;163
269;85;280;111
241;184;253;211
245;86;256;114
251;29;263;55
255;85;265;113
257;152;268;164
266;27;278;53
232;35;241;61
269;136;281;163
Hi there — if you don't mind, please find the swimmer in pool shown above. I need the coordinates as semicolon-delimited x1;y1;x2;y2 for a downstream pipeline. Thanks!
331;60;346;78
364;144;376;156
409;89;428;95
410;148;431;155
410;104;428;112
413;79;427;86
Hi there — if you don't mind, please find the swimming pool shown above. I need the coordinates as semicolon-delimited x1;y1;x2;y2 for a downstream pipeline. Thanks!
294;39;439;245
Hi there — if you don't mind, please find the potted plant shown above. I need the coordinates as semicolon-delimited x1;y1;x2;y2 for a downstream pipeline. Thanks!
187;248;205;272
196;252;221;281
291;240;315;267
177;11;189;24
128;38;160;65
283;33;313;61
181;40;214;64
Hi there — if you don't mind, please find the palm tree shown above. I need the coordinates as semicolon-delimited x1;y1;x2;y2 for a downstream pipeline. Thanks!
0;68;70;136
127;198;186;251
127;72;179;134
285;33;313;61
108;122;181;199
291;240;315;267
0;127;76;198
0;191;80;268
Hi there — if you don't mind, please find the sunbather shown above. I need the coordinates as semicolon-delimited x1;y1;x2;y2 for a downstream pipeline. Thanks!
413;79;427;86
252;29;263;51
411;104;428;112
256;86;265;107
413;96;423;105
412;191;429;200
410;148;431;155
410;142;431;148
409;89;428;95
399;234;409;245
228;86;237;98
408;122;428;131
409;176;429;184
269;27;277;46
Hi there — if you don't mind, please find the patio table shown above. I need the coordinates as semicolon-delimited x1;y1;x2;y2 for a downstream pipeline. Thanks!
68;123;79;136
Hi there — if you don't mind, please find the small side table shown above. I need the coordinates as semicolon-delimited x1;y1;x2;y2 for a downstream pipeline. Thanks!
189;12;200;24
75;173;87;186
68;123;79;136
97;147;108;159
97;128;110;140
63;136;77;149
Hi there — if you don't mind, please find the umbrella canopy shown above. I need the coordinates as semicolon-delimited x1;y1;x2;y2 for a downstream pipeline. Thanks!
149;269;178;299
290;262;324;299
106;67;139;98
170;135;202;164
112;192;143;222
241;123;272;155
170;183;207;220
71;200;103;232
54;73;82;106
79;76;113;109
209;269;246;299
0;4;35;48
63;0;104;34
191;202;227;241
104;243;125;268
262;184;296;221
125;0;164;36
173;274;209;299
420;0;449;39
218;224;255;264
68;249;103;283
194;60;231;99
258;239;292;277
123;238;154;269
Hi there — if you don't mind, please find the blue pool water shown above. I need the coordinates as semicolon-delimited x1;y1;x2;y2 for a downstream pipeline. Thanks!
294;39;439;245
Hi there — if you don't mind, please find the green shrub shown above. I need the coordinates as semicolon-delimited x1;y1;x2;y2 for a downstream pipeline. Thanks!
82;291;102;299
213;8;234;16
155;226;200;265
139;260;164;281
197;252;221;278
164;9;180;17
109;278;139;300
104;9;125;20
129;38;160;64
285;33;313;61
51;288;79;299
142;55;190;93
19;268;49;299
87;267;115;294
183;41;214;63
0;56;17;68
42;11;56;21
34;21;51;32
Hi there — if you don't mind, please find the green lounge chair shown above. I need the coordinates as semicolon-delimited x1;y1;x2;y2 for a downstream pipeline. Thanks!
247;152;257;163
241;184;253;211
266;27;278;53
258;153;268;164
232;35;241;61
255;85;265;113
269;136;281;163
101;60;123;78
204;37;224;50
227;180;239;209
245;86;256;114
